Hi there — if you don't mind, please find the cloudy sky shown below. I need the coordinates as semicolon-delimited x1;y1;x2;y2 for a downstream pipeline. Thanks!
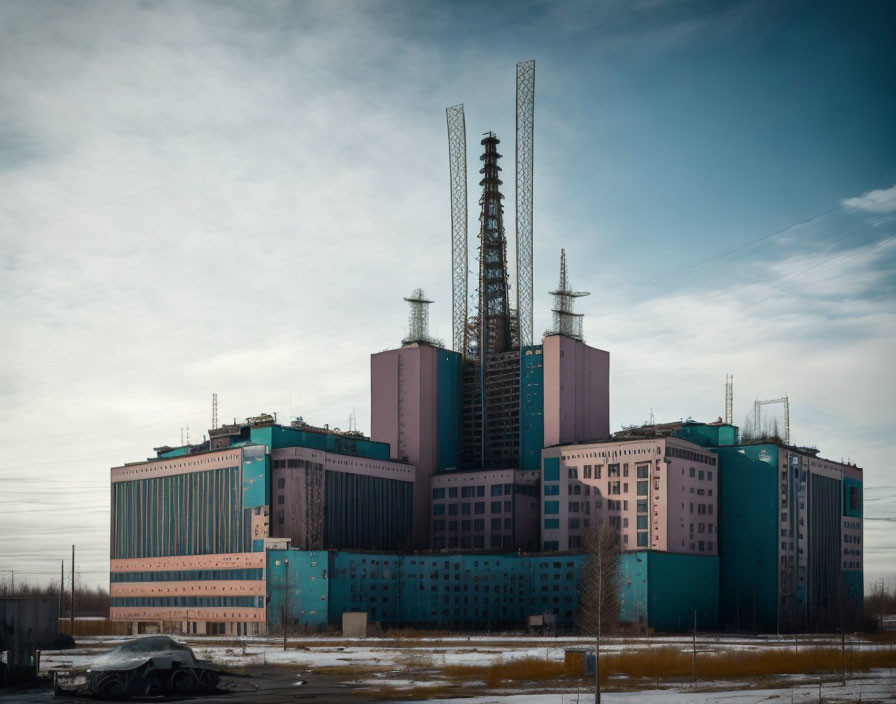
1;0;894;591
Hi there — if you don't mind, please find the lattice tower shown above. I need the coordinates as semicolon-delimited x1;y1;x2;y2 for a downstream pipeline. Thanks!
547;249;589;340
446;105;468;356
754;395;791;445
515;60;535;347
477;133;513;356
212;393;219;430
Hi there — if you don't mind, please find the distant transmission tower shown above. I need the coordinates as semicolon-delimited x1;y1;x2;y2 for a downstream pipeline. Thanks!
547;249;589;340
212;393;219;430
724;375;733;425
515;59;535;347
402;288;443;347
446;105;468;356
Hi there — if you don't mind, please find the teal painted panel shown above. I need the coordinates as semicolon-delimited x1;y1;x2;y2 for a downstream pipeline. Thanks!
266;550;329;629
252;425;390;460
647;553;719;631
843;477;862;518
520;346;544;471
544;457;560;482
716;444;779;631
328;552;401;624
158;447;190;458
618;552;649;625
241;445;269;508
674;423;738;448
437;350;462;471
544;501;559;514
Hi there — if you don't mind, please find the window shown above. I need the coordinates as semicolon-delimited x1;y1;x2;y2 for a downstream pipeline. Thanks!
568;467;578;479
474;502;485;514
584;465;592;478
689;467;696;477
476;486;485;497
433;503;445;516
491;518;501;530
448;504;458;516
433;520;445;531
637;464;649;479
491;485;502;497
461;487;474;498
637;532;648;547
568;518;580;529
474;519;484;531
491;501;501;513
277;495;284;505
623;463;629;477
569;502;580;512
504;500;512;512
698;470;704;481
637;481;648;496
637;515;648;530
277;478;285;489
544;501;560;515
544;484;559;496
461;520;471;531
595;466;602;479
462;503;471;515
637;500;648;513
608;463;620;477
433;488;445;499
448;487;458;498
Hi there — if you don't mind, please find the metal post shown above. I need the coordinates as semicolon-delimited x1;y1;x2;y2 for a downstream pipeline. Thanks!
9;571;13;592
692;609;697;685
595;542;601;704
282;558;289;652
70;545;75;638
58;561;63;636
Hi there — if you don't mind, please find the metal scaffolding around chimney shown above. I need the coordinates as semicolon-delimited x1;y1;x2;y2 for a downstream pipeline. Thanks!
446;104;469;356
547;249;589;341
515;60;535;348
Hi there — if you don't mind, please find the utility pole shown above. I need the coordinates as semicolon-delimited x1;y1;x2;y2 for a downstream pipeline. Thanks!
692;609;697;685
58;561;63;635
70;545;75;637
282;558;289;652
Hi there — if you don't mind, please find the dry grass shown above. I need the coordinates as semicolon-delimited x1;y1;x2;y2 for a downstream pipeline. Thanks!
59;619;129;637
443;657;575;688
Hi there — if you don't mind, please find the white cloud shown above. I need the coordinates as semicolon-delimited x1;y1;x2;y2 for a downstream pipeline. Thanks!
841;184;896;214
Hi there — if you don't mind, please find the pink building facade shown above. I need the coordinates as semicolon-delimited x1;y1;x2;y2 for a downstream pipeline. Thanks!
540;436;719;555
542;334;610;447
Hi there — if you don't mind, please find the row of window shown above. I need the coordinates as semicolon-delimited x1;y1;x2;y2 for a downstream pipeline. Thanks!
666;446;717;466
433;500;513;516
433;518;512;532
432;535;513;549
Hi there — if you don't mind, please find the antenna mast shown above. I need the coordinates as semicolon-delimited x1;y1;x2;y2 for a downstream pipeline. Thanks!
212;393;219;430
753;395;791;444
515;59;535;347
724;375;733;425
547;249;589;340
446;104;469;356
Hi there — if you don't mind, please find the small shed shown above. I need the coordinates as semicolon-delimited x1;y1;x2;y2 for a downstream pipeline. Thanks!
0;597;60;673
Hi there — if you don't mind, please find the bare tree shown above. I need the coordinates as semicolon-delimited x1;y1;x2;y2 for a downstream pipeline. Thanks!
742;415;755;441
576;525;620;704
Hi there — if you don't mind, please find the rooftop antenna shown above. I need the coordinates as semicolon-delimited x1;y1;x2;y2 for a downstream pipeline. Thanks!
446;104;468;356
180;427;184;445
515;59;535;348
547;249;589;340
212;393;219;430
402;288;443;347
186;425;190;445
649;409;655;426
724;375;733;425
753;395;790;445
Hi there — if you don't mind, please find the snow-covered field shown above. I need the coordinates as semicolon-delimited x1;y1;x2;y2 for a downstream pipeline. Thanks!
36;633;896;702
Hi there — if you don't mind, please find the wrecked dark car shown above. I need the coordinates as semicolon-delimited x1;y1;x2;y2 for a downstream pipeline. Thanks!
54;635;220;699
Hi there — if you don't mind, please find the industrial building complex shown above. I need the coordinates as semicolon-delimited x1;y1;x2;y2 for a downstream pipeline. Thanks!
108;61;863;636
